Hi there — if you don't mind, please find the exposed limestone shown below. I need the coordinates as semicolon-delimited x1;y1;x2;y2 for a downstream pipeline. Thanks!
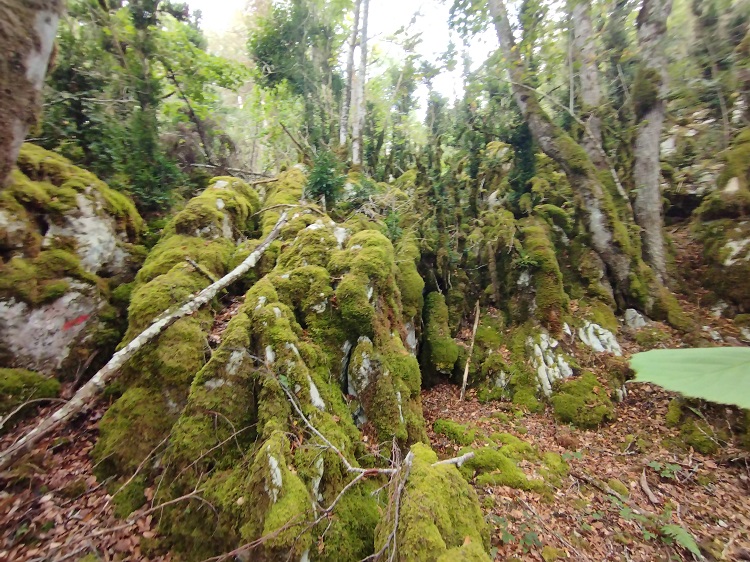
0;145;144;378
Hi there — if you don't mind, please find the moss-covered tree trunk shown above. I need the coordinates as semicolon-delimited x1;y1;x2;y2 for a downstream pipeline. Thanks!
632;0;673;282
488;0;637;305
0;0;64;187
571;0;605;168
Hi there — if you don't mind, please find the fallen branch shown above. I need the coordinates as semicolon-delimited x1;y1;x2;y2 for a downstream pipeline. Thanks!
280;121;313;162
460;300;481;401
640;468;661;505
0;212;289;471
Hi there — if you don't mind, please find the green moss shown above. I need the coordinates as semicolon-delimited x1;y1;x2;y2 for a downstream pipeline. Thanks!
111;475;147;518
512;387;542;413
541;546;568;561
136;235;234;285
420;292;460;383
551;373;615;428
396;233;425;320
0;368;60;415
681;420;723;455
540;452;569;485
490;432;536;459
375;443;490;562
634;326;671;349
433;419;476;446
632;66;661;119
459;447;545;491
436;541;492;562
607;478;629;498
665;398;683;427
519;221;568;325
93;387;175;476
0;249;100;305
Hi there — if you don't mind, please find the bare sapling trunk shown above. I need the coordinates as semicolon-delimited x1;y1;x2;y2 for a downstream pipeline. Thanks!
0;0;64;187
0;211;288;472
339;0;361;149
487;0;635;303
572;0;606;168
351;0;369;166
633;0;673;282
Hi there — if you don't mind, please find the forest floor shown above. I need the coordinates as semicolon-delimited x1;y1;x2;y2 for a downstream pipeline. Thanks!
1;224;749;561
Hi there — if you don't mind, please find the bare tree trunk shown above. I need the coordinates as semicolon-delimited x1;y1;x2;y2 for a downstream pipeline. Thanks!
0;0;64;187
572;0;605;168
351;0;369;167
339;0;361;149
0;211;288;471
632;0;672;282
487;0;635;304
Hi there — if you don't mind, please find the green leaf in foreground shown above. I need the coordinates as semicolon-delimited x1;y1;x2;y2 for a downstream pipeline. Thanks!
629;347;750;409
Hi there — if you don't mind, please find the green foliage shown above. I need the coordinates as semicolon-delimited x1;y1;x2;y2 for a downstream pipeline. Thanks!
0;369;60;416
551;373;615;428
305;151;345;205
660;524;702;557
631;348;750;409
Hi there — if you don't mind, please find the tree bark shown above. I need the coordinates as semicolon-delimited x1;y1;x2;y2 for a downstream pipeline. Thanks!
339;0;361;149
0;211;288;471
487;0;635;303
351;0;369;166
632;0;672;282
0;0;64;187
572;0;605;168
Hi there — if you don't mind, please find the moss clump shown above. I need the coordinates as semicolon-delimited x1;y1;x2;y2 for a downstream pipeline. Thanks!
665;398;683;427
634;326;671;349
433;419;476;446
458;447;545;492
436;541;492;562
551;372;615;428
396;232;425;320
607;478;629;498
420;292;460;384
541;546;568;561
632;67;661;119
0;368;60;416
519;220;568;325
680;420;723;455
375;443;490;562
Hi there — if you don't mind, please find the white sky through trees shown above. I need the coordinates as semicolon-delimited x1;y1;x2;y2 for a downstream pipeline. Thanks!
187;0;496;105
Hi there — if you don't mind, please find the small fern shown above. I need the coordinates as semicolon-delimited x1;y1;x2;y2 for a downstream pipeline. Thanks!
661;524;702;558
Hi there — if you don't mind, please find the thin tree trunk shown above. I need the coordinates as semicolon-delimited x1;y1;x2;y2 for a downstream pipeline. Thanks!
460;300;481;401
339;0;361;149
633;0;672;282
351;0;369;167
487;0;635;304
0;211;288;471
572;0;605;168
0;0;64;187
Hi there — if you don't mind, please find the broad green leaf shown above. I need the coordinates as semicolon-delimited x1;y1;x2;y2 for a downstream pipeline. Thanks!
630;348;750;409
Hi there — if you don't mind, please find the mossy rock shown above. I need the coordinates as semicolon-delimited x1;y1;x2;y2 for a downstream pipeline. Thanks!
374;443;491;562
420;292;459;385
433;419;476;446
551;372;615;428
0;368;60;420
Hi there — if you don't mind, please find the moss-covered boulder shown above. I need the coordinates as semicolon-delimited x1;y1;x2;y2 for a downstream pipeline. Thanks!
94;173;262;481
374;443;491;562
551;372;615;428
0;145;144;377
